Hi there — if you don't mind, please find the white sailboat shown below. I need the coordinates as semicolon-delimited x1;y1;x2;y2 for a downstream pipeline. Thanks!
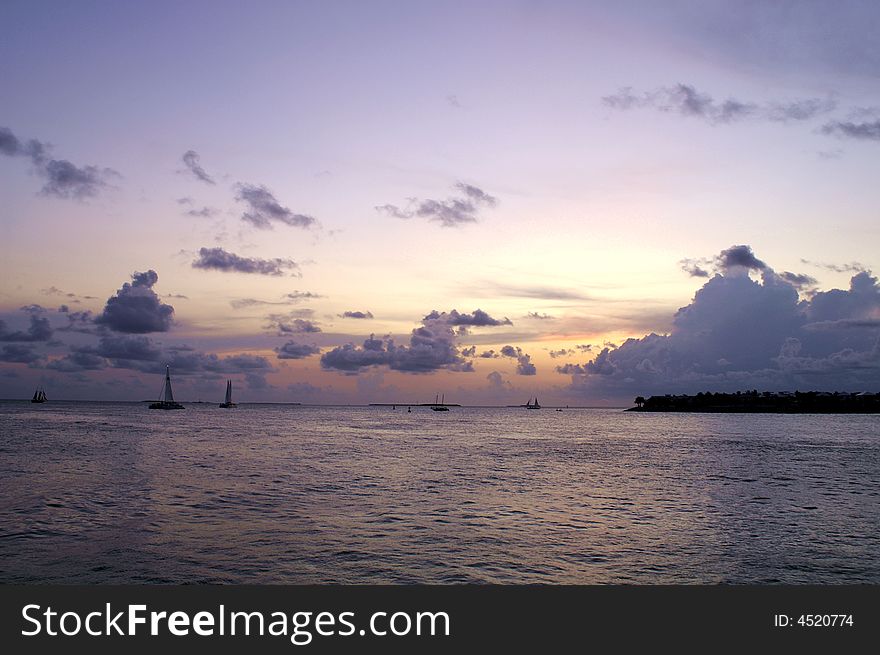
149;366;185;410
219;379;236;408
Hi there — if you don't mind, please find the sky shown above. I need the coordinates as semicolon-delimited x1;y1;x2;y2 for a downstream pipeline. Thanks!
1;0;879;405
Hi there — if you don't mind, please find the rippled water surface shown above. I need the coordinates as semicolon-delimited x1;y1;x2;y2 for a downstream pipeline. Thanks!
1;401;878;583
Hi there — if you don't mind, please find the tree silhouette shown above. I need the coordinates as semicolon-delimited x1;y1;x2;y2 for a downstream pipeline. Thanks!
634;396;645;409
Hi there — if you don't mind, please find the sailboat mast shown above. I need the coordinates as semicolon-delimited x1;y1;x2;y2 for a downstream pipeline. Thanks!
164;366;174;402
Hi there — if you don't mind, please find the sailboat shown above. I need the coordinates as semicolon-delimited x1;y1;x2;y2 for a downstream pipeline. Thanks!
431;393;450;411
525;397;541;409
31;387;47;403
219;379;236;408
149;366;185;410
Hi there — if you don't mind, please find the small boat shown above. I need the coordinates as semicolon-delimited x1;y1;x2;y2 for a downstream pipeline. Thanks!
525;397;541;410
31;387;47;403
219;379;236;408
431;393;450;411
149;366;185;410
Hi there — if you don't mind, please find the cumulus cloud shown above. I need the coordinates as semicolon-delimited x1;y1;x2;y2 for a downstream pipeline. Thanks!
0;305;53;342
320;308;510;374
340;311;374;319
94;270;174;333
376;182;497;227
235;184;316;230
0;126;118;198
181;150;215;184
499;344;537;375
275;340;321;359
192;247;300;276
559;246;880;398
603;85;836;125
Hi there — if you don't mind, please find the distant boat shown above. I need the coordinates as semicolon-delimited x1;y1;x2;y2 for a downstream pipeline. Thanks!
31;387;47;404
431;393;450;411
149;366;185;410
219;379;236;408
526;397;541;410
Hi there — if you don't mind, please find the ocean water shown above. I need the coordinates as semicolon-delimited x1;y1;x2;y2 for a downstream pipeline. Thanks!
0;401;878;584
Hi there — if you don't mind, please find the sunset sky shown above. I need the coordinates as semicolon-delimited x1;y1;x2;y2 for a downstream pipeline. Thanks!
1;0;879;404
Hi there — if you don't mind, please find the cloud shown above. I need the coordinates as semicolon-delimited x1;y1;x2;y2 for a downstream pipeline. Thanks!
376;181;497;227
820;119;880;141
716;244;766;271
679;258;711;278
46;351;107;372
525;311;554;320
94;270;174;333
267;315;322;335
320;308;510;374
603;85;835;125
235;184;316;230
181;150;215;184
422;309;511;327
192;247;300;276
499;344;537;375
275;340;321;359
801;259;868;274
779;271;818;289
0;127;118;199
559;246;880;398
0;305;53;342
230;291;321;309
480;284;591;301
340;311;374;319
185;206;218;218
0;344;43;364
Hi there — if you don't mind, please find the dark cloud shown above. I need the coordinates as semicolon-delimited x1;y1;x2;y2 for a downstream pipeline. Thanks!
95;270;174;333
41;159;118;199
717;244;766;271
340;311;374;319
559;246;880;399
525;312;554;320
499;344;537;375
0;126;118;199
0;344;43;364
192;247;300;276
0;305;53;342
47;351;107;372
181;150;216;184
285;291;323;302
321;308;509;374
779;271;818;289
422;309;511;327
268;316;322;335
603;85;835;125
57;308;96;334
376;182;497;228
679;258;711;278
81;335;162;363
235;184;316;230
820;119;880;141
275;340;321;360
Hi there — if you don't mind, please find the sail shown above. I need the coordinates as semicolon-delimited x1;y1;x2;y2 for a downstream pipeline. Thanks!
225;380;232;404
164;367;174;402
33;389;39;401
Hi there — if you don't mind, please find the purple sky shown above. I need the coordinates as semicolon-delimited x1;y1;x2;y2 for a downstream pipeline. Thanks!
1;1;879;404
